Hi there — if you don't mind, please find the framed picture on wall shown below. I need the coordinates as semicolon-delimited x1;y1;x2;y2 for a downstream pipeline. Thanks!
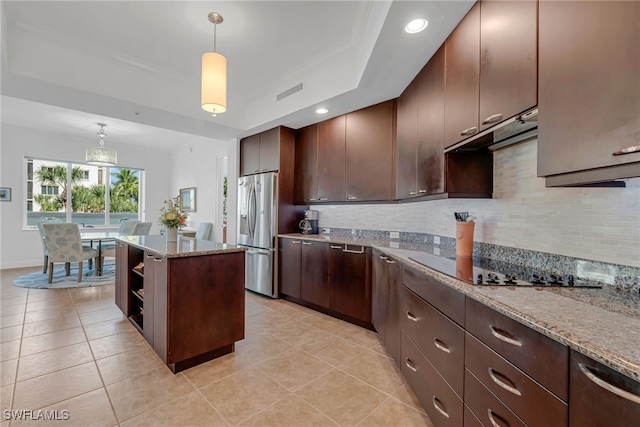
0;187;11;202
180;187;196;212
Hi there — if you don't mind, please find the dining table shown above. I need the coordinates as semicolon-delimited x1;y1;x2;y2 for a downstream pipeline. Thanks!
80;230;122;276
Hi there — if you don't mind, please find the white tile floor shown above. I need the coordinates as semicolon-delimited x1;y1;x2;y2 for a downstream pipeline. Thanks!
1;266;433;426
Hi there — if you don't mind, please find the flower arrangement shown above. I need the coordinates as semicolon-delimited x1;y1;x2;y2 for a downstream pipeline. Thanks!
159;196;188;229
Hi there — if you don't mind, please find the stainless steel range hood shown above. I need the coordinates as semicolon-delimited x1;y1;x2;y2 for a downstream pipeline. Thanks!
445;108;538;153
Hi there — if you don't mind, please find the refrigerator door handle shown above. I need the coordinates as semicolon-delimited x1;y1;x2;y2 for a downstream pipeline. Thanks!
247;181;257;238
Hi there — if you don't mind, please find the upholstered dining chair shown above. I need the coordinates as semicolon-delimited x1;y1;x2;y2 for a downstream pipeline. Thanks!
41;223;99;283
131;222;152;235
100;221;152;264
195;222;214;240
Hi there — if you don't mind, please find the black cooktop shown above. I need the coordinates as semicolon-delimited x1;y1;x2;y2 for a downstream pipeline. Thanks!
408;252;601;288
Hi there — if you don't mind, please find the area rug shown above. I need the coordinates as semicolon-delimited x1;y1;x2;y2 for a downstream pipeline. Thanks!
13;261;116;289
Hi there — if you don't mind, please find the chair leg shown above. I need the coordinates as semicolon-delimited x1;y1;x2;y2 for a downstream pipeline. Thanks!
43;255;48;274
65;262;71;276
88;258;93;270
77;262;83;282
48;263;54;283
97;257;103;276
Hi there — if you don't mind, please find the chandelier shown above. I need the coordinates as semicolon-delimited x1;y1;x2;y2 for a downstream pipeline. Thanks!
85;123;117;166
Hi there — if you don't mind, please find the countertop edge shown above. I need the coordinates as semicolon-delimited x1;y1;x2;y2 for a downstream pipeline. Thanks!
116;236;246;258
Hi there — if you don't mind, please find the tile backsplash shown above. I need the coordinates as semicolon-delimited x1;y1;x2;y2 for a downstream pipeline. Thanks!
314;139;640;268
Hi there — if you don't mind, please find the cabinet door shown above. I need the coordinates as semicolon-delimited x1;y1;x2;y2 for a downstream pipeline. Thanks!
385;257;402;366
479;0;537;132
317;116;346;201
294;125;318;203
444;2;480;148
300;241;329;308
371;250;388;337
114;241;129;313
396;75;419;199
279;238;301;298
328;245;371;322
345;100;395;201
538;1;640;179
259;127;280;173
417;45;446;196
569;350;640;427
240;134;261;176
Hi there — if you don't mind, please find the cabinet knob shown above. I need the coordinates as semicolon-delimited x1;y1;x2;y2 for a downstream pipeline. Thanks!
482;113;504;125
461;126;478;136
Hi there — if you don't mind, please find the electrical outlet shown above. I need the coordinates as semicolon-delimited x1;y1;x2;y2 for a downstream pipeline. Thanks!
390;242;399;249
389;231;400;239
433;247;440;256
434;236;440;245
322;227;330;234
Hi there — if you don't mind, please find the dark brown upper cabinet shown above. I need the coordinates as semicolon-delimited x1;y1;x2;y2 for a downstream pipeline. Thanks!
445;1;538;148
444;2;480;148
345;100;395;202
294;124;318;203
317;116;346;202
538;0;640;186
396;44;492;201
240;127;281;176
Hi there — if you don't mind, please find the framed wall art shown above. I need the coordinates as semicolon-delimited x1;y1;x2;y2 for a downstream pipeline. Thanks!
179;187;196;212
0;187;11;202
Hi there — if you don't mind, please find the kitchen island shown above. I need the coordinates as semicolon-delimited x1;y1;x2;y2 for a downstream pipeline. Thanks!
114;235;246;373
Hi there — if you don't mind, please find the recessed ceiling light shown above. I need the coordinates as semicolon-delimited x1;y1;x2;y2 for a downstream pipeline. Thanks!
405;18;428;34
316;108;329;114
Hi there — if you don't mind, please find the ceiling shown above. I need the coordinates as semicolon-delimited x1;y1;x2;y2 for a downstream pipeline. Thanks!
1;1;473;149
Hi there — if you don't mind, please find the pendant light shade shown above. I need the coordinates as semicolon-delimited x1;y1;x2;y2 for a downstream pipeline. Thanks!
201;12;227;116
201;52;227;114
86;123;117;166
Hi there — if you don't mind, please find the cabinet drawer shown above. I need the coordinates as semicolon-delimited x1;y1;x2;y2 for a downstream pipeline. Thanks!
569;350;640;427
402;332;463;427
464;405;484;427
402;286;464;397
402;266;465;326
465;298;568;401
465;333;568;427
464;368;526;427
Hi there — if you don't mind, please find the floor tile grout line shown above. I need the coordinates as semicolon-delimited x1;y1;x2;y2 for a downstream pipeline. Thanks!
186;375;233;427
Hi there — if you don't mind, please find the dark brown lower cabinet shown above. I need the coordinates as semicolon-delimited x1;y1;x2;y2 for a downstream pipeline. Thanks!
402;332;464;427
278;238;301;298
372;249;401;364
300;240;330;308
115;243;245;373
328;244;371;323
569;350;640;427
464;369;526;427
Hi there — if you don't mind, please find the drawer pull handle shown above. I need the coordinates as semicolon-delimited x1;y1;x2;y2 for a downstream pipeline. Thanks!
579;363;640;404
330;245;342;249
291;240;301;244
301;242;312;245
612;145;640;156
418;189;427;193
404;358;417;372
385;259;396;264
433;338;451;354
343;246;365;254
461;126;478;136
309;198;317;201
482;113;503;125
319;197;328;201
432;396;450;419
488;368;521;397
490;326;522;347
406;312;418;322
379;255;389;260
409;191;417;196
347;196;358;200
487;409;508;427
146;254;154;258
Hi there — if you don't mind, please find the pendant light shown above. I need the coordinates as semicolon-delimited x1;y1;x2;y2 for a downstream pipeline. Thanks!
201;12;227;116
85;123;117;166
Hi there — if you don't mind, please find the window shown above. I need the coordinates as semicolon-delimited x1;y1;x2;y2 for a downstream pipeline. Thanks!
25;157;143;227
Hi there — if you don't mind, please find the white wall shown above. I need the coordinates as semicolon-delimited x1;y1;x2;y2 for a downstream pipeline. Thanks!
314;139;640;268
0;124;173;269
168;136;238;244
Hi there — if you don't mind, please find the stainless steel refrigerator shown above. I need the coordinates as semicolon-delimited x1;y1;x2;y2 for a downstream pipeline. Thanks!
237;172;278;298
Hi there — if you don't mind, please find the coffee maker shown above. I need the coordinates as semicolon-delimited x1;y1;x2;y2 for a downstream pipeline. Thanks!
299;210;319;234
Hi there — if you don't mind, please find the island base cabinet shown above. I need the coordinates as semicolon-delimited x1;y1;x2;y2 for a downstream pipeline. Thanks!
402;332;463;427
569;350;640;427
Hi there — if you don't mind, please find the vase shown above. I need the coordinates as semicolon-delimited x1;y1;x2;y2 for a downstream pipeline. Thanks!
166;227;178;243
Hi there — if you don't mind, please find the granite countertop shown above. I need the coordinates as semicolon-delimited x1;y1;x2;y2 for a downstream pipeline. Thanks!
279;233;640;381
116;235;246;258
